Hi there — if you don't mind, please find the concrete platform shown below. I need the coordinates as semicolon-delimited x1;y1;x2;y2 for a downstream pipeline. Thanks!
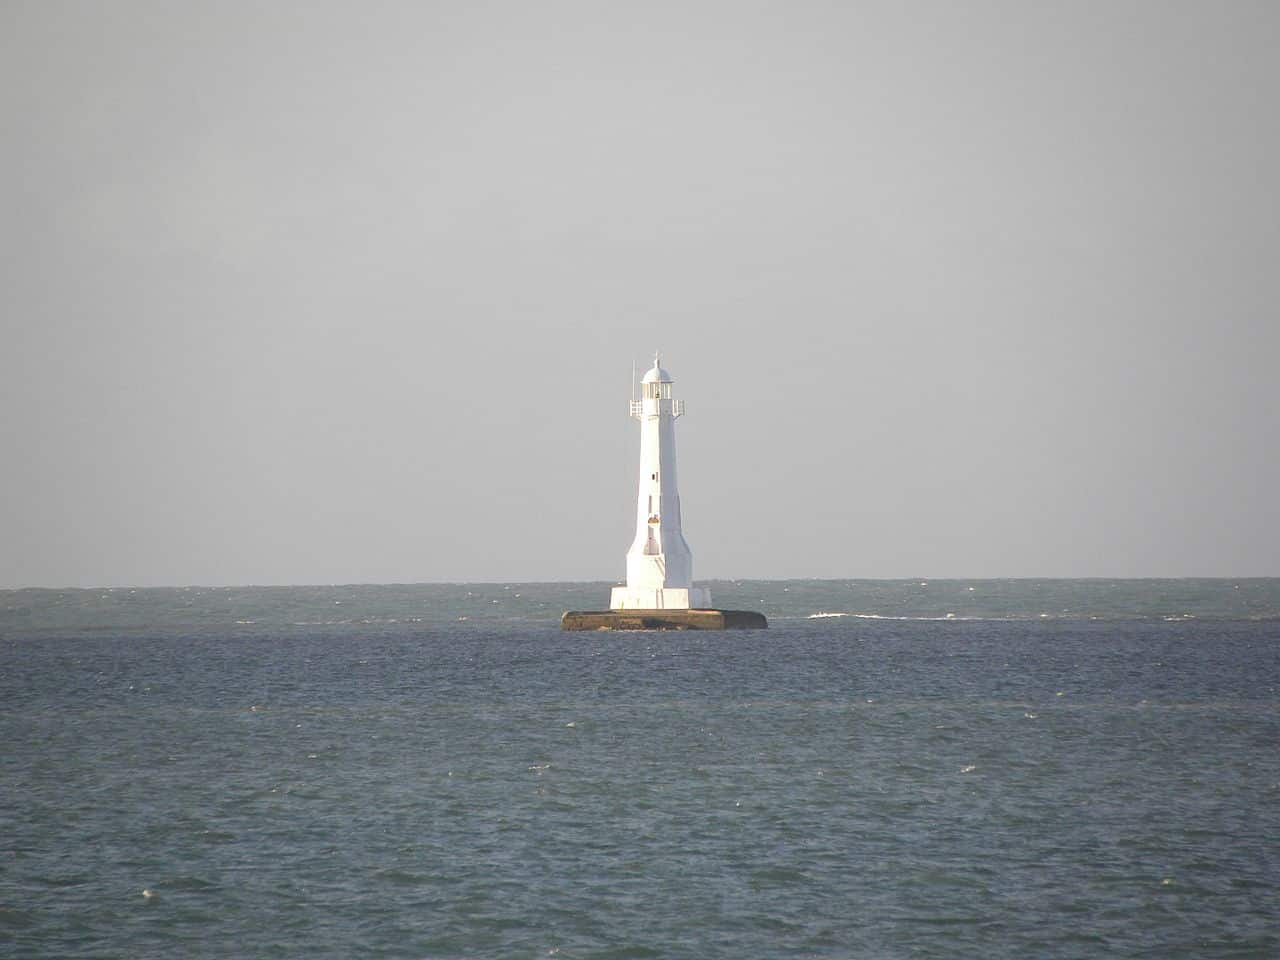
561;609;768;631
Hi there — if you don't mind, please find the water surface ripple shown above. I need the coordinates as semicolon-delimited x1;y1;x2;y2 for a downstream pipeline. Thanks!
2;582;1277;958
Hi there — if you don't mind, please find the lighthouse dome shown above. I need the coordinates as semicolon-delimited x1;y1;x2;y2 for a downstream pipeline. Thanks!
641;359;673;383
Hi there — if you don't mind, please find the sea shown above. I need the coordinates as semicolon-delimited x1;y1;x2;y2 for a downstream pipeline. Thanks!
2;579;1278;959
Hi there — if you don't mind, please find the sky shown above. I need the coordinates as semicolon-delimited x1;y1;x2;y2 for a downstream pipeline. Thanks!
2;1;1278;587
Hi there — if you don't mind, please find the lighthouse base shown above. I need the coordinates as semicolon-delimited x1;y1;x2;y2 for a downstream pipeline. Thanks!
561;609;768;631
609;586;712;610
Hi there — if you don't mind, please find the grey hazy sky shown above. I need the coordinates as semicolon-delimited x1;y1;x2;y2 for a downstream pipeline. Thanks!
2;1;1277;587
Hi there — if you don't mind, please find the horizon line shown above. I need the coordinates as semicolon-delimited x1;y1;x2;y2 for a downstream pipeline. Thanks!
4;574;1278;592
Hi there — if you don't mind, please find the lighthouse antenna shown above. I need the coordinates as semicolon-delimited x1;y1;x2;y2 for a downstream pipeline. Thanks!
630;359;637;403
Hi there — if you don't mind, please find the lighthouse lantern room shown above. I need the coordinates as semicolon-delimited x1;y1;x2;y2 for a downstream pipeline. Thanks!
610;356;713;611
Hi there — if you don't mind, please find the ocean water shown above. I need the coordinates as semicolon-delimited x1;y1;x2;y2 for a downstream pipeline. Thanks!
2;579;1278;959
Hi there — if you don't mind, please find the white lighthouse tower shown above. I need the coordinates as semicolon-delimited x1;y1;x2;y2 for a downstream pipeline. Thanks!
609;356;713;611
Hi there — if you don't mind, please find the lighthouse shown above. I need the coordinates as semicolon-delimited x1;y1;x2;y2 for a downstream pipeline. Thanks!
561;357;766;630
609;356;712;611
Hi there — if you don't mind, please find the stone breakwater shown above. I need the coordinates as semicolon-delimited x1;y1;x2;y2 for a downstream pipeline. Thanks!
561;609;767;630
